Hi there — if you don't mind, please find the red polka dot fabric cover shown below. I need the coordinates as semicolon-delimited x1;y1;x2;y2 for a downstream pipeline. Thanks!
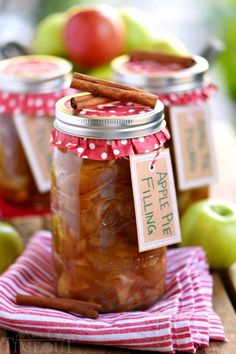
51;100;170;161
159;83;217;106
0;88;74;117
71;100;153;117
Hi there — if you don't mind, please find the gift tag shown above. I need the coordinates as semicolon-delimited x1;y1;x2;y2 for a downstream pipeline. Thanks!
169;103;217;190
130;148;181;252
14;114;53;193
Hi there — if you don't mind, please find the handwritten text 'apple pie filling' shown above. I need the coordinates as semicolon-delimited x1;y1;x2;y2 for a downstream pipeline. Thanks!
141;172;174;237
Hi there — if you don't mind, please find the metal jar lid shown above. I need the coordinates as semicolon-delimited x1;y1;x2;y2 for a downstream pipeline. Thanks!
55;93;166;140
112;54;209;94
0;55;72;93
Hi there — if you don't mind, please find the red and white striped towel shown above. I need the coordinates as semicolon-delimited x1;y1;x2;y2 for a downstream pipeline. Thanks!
0;231;225;353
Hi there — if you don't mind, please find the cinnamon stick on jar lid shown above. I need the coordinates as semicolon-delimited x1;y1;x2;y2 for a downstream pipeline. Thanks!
73;72;145;92
129;50;196;68
70;94;112;111
70;73;159;110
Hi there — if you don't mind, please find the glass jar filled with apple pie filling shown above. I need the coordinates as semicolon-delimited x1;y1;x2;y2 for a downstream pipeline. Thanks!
112;52;217;215
50;92;178;312
0;55;72;209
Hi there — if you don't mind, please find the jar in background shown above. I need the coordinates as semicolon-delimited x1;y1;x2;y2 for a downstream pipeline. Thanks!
0;55;72;209
112;53;217;216
51;93;175;312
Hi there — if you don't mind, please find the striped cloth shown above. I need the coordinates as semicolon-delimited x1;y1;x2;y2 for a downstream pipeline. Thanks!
0;231;225;353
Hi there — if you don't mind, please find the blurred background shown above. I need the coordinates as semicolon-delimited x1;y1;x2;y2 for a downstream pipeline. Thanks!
0;0;235;121
0;0;214;52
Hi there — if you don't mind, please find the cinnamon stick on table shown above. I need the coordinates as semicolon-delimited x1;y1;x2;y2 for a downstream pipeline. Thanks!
16;294;101;319
71;74;159;109
130;50;195;68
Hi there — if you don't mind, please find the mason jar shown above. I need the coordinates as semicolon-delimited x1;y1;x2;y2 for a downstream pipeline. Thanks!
50;92;179;312
0;55;72;209
112;54;217;216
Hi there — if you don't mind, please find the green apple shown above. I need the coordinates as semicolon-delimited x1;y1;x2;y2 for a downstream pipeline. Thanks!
180;199;236;269
220;19;236;99
150;35;189;56
87;63;112;80
0;222;23;274
38;0;83;20
119;7;153;53
33;12;68;57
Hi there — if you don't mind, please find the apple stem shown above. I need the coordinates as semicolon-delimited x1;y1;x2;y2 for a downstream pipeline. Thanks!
210;204;234;217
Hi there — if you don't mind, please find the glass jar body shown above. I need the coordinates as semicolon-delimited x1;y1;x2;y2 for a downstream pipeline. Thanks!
0;113;50;208
51;147;166;312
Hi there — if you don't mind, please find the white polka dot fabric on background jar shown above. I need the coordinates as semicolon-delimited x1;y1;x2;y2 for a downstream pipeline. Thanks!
50;93;172;313
0;55;72;210
112;53;218;216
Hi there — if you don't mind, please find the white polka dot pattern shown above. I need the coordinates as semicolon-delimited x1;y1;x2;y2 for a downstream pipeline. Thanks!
47;99;55;107
113;149;120;156
77;100;152;118
50;126;171;161
28;98;34;106
89;143;96;150
9;99;16;107
77;147;84;153
35;98;43;107
0;85;215;119
101;152;108;159
2;92;9;99
0;88;73;117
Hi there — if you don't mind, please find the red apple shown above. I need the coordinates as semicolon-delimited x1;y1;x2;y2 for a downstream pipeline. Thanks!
64;5;125;69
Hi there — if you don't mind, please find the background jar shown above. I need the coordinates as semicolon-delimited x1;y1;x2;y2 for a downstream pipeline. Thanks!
112;54;217;216
51;93;171;312
0;55;72;209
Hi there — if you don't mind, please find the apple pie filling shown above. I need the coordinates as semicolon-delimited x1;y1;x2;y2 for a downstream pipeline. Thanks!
51;148;166;312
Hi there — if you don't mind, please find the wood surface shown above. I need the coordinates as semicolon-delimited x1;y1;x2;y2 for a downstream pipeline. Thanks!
228;263;236;303
223;262;236;308
0;329;10;354
19;339;132;354
197;273;236;354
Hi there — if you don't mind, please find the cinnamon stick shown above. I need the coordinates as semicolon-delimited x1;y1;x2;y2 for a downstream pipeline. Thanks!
70;77;158;108
73;72;144;93
16;294;101;319
71;95;112;111
130;50;195;68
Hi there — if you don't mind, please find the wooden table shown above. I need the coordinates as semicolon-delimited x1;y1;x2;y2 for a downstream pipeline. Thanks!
1;120;236;353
